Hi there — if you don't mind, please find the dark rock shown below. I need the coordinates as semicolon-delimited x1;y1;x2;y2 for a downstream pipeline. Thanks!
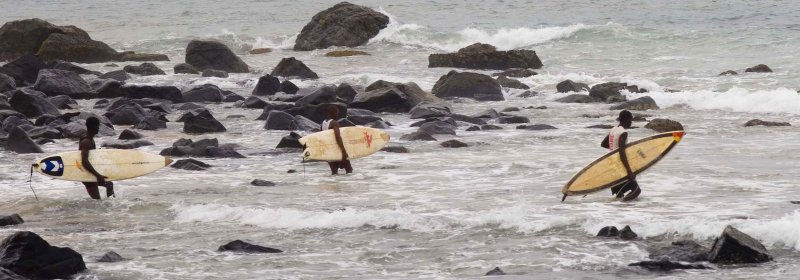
48;60;100;76
410;117;455;128
501;107;520;112
201;69;228;78
485;267;506;276
120;85;183;103
629;260;712;271
250;179;275;187
556;80;590;93
92;80;124;100
347;108;375;116
27;126;62;139
97;251;124;263
218;240;282;254
243;96;268;109
481;125;502;130
409;102;451;119
174;63;200;74
185;40;249;73
249;48;271;55
365;80;397;91
619;225;638;240
429;43;542;70
207;146;245;158
183;110;226;133
450;114;486;125
555;94;602;103
183;84;224;103
175;102;206;112
589;82;628;102
0;54;47;85
47;95;77;110
222;91;244;102
118;129;143;140
285;102;347;123
117;52;169;62
35;138;54;145
517;91;538;98
347;115;383;126
58;122;86;139
99;69;131;82
745;64;772;73
597;226;619;237
606;95;627;103
381;146;409;153
493;68;537;78
496;76;529;89
351;82;441;113
744;119;791;127
132;116;166;130
334;83;357;103
708;225;772;264
0;214;23;226
7;127;43;153
419;121;456;135
31;69;92;98
2;116;32;132
516;124;557;130
279;80;300;95
719;70;738;76
270;57;318;79
8;89;60;118
36;31;119;63
104;103;148;125
0;73;15;93
432;71;503;101
0;231;86;279
276;132;303;149
610;96;659;111
498;115;530;124
252;74;281;96
400;131;436;141
123;62;165;76
473;109;500;119
0;18;91;60
295;115;320;131
644;119;684;132
587;124;615;129
293;2;389;51
170;159;211;171
441;139;468;148
325;50;370;57
264;111;297;130
295;86;338;107
101;139;154;149
648;240;709;262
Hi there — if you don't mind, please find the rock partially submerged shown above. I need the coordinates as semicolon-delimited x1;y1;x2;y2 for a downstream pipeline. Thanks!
629;260;712;271
429;43;542;70
0;231;86;279
557;80;590;93
440;139;468;148
644;119;684;132
610;96;659;111
485;267;506;276
97;251;125;263
185;40;249;73
250;179;276;187
744;119;790;127
218;240;283;253
708;225;772;264
745;64;772;73
0;214;23;227
170;158;212;171
270;57;318;79
432;71;503;101
293;2;389;51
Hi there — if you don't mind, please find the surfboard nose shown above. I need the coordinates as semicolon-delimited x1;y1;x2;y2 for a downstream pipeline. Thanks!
164;157;173;166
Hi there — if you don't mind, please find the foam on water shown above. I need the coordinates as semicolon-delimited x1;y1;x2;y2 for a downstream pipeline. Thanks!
645;87;800;115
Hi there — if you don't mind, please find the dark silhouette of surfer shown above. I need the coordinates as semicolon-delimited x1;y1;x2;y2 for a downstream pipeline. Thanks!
601;110;640;201
80;117;114;199
320;106;352;175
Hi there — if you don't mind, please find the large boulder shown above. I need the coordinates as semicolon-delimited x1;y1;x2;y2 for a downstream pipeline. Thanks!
120;85;183;103
589;82;627;102
0;18;116;63
708;225;772;264
647;240;709;262
31;69;92;98
0;214;23;227
92;79;124;99
0;18;74;60
0;54;47;85
104;103;149;125
264;111;298;130
48;60;101;76
123;62;165;76
183;84;224;103
279;80;300;95
183;110;226;133
409;102;451;119
270;57;318;79
432;71;503;101
644;119;684;132
428;43;542;70
276;132;303;149
117;52;169;62
0;231;86;279
555;94;602;103
0;73;15;92
335;83;358;103
185;40;249;73
37;32;119;63
418;121;456;135
285;102;347;123
252;74;281;96
496;76;529;89
351;82;442;113
609;96;659;111
7;127;43;153
295;86;338;107
99;69;130;82
47;95;78;109
745;64;772;73
174;63;199;74
556;79;589;93
7;89;60;118
293;2;389;51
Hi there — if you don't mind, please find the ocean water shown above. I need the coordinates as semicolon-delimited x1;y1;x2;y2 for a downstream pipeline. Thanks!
1;0;800;279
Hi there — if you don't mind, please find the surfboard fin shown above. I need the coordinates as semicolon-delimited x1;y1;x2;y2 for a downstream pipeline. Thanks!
561;194;567;202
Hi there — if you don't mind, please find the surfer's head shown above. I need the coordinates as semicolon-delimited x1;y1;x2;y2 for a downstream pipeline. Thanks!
325;105;339;119
617;110;633;128
86;117;100;136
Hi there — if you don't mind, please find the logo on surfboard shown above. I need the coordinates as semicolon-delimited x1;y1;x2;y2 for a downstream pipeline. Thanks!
39;156;64;176
363;131;373;148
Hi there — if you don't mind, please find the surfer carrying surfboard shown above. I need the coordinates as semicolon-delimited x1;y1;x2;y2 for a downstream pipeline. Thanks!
321;106;353;175
600;110;641;201
80;117;114;199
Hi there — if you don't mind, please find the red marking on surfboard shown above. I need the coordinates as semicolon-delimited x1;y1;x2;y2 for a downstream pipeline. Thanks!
363;131;373;148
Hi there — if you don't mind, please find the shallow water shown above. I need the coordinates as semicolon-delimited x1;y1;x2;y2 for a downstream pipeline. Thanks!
1;0;800;279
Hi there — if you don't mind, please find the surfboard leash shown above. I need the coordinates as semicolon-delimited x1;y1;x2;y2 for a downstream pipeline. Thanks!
28;164;39;202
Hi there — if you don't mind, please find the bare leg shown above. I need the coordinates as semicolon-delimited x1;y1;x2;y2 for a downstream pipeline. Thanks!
83;182;101;200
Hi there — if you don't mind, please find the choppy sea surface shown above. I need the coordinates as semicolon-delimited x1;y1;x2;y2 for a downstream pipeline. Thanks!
1;0;799;279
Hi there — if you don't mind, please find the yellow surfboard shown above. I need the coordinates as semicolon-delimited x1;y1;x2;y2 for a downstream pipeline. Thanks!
299;127;390;162
561;131;684;201
33;149;172;182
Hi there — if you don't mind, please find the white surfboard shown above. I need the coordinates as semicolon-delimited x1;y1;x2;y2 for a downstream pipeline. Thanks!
33;149;173;182
299;127;390;161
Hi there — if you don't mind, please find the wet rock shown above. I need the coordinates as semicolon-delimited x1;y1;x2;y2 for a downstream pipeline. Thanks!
120;85;183;103
0;73;15;93
352;82;441;113
183;110;226;133
270;57;318;79
365;80;397;91
201;69;228;78
347;108;375;116
496;76;529;89
0;267;27;280
432;71;503;101
644;118;684;132
744;64;772;73
516;124;557;130
0;54;47;85
0;18;89;60
276;132;303;149
7;127;43;153
117;52;169;62
35;138;54;145
174;63;199;74
555;94;603;103
286;102;347;123
218;240;282;254
170;158;211;171
587;124;615;129
294;115;320;131
492;68;537;78
419;121;456;135
27;126;62;139
97;251;124;263
0;231;86;279
185;40;249;73
118;129;143;140
400;131;436;141
466;126;480;131
31;69;93;98
648;240;709;262
409;102;451;119
222;91;244;103
37;31;119;63
719;70;738;76
498;115;530;124
619;225;638;240
132;116;166;131
381;146;409;153
0;214;23;226
47;95;78;110
249;48;271;55
48;60;101;76
334;83;358;103
101;139;153;149
473;109;500;119
2;116;33;132
325;50;370;57
708;225;772;264
517;91;538;98
123;62;165;76
556;79;590;93
250;179;276;187
264;111;298;130
183;84;224;103
485;267;506;276
744;119;790;127
104;103;149;125
293;2;389;51
243;96;269;109
629;260;712;271
450;114;487;125
589;82;628;102
346;115;383;126
597;226;619;237
429;43;542;70
252;74;281;96
8;89;60;118
295;86;339;107
99;69;130;82
501;107;520;112
279;80;300;95
481;125;502;130
441;139;468;148
610;96;659;111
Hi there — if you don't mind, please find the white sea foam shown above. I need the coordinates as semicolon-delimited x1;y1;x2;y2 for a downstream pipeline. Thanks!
644;87;800;115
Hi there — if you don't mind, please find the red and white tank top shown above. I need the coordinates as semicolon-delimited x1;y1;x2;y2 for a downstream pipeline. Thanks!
608;125;626;150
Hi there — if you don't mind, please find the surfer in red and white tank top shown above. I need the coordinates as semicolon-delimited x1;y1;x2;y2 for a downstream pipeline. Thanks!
600;110;640;201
